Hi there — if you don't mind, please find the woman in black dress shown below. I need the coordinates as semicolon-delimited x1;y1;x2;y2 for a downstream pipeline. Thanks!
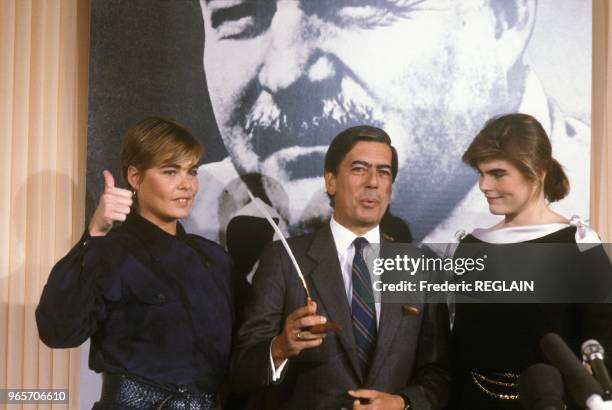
447;113;611;409
36;118;234;409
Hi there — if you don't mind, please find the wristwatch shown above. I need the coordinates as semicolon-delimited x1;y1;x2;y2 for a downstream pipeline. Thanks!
399;393;412;410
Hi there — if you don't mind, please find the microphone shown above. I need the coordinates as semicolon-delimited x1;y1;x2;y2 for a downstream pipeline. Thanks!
583;339;612;399
519;364;564;410
540;333;604;409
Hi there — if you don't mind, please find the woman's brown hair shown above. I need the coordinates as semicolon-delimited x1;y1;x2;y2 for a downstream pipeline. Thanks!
120;117;203;191
462;113;569;202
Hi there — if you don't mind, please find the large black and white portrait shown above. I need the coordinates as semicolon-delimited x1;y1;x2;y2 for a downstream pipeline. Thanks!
88;0;592;244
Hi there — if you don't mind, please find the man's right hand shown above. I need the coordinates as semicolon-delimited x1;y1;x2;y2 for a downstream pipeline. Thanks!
88;170;133;236
271;300;327;367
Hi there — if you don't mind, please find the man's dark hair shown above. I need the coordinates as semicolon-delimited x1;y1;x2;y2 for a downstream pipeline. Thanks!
324;125;398;181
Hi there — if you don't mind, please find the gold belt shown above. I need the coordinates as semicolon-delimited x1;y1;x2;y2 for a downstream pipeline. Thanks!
470;371;520;400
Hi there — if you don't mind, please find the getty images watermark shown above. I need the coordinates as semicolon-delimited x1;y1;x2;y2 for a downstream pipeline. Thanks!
365;243;612;303
369;253;535;294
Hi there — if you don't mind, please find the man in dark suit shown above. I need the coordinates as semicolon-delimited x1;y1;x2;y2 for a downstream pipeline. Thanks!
231;126;449;409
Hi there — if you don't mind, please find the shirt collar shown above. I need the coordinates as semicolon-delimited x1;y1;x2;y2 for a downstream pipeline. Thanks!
123;212;187;258
329;216;380;256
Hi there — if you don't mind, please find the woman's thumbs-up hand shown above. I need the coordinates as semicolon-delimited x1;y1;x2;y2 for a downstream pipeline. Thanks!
88;170;134;236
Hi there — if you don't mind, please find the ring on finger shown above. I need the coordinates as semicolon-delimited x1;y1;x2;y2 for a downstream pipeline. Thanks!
296;331;302;340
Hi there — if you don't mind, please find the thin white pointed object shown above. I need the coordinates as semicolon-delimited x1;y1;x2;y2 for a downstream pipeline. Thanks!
247;191;311;299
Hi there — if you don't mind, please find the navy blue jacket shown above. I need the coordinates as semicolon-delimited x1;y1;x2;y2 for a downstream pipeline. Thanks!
36;212;234;392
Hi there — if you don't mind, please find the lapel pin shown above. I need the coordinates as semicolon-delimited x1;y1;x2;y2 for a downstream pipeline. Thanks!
402;304;420;316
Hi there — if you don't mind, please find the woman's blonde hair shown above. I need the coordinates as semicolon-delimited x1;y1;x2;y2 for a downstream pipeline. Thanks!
462;113;569;202
120;117;203;190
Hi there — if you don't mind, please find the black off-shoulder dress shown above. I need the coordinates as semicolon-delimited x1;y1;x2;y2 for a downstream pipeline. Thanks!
447;223;612;410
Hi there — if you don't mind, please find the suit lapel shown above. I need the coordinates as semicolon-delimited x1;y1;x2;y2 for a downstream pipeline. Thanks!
366;238;404;384
366;302;403;384
307;226;362;381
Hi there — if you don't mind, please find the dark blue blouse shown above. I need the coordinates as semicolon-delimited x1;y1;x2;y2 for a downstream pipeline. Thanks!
36;212;234;392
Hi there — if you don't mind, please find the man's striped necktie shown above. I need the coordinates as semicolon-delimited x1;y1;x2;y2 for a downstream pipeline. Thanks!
351;237;377;376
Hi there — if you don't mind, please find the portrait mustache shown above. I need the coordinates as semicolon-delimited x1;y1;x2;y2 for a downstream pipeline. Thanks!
235;55;384;179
